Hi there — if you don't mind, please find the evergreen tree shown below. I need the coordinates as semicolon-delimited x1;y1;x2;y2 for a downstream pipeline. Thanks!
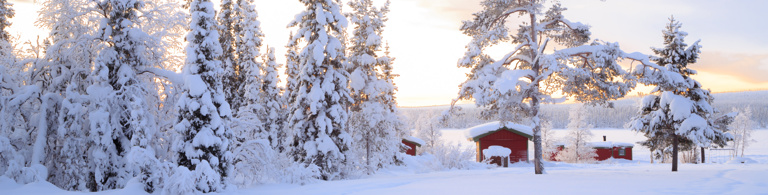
629;17;731;172
286;0;352;181
284;32;301;107
231;0;266;144
346;0;402;173
218;0;243;114
453;0;651;174
261;46;286;151
174;0;232;192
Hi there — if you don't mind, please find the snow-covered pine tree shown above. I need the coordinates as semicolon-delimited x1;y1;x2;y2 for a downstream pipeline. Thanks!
453;0;653;174
231;0;266;142
261;46;286;150
286;0;352;181
218;0;244;115
0;0;11;43
729;107;754;158
629;17;731;172
556;105;597;163
284;31;301;107
0;0;13;93
90;0;161;190
346;0;402;173
174;0;232;192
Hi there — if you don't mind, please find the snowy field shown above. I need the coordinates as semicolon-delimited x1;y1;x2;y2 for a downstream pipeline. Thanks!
2;130;767;195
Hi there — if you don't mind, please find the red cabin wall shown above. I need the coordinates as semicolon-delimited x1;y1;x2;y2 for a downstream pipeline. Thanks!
594;148;612;161
402;141;417;156
477;130;529;162
595;147;633;161
612;147;632;160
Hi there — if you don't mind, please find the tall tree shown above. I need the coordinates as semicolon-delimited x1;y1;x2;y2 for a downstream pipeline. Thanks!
284;31;301;108
629;17;731;172
286;0;352;180
453;0;650;174
346;0;402;173
230;0;266;143
218;0;244;114
174;0;232;192
261;46;286;150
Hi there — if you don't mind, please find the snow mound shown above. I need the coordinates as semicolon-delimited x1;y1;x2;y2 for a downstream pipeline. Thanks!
483;146;511;158
403;136;425;146
465;121;533;139
589;141;634;148
726;157;758;164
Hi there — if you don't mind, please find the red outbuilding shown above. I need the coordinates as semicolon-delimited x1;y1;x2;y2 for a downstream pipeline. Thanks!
402;136;425;156
590;141;634;161
465;121;533;163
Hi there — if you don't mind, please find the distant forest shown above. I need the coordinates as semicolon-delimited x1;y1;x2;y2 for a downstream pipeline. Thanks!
401;90;768;130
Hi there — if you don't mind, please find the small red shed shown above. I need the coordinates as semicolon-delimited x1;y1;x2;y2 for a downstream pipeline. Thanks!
402;136;425;156
465;121;533;163
590;141;634;161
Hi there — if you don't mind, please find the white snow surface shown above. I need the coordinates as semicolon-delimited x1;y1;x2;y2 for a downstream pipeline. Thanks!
2;130;768;194
403;136;425;146
465;121;533;139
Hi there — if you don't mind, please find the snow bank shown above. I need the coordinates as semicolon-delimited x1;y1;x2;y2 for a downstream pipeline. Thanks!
403;136;425;146
589;141;634;148
483;146;511;158
465;121;533;139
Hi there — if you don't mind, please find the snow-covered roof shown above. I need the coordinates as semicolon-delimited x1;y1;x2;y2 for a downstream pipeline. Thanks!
483;145;511;158
465;121;533;141
589;141;634;148
402;136;425;147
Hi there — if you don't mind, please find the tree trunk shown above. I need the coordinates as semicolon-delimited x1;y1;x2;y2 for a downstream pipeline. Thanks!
701;147;705;163
672;134;678;172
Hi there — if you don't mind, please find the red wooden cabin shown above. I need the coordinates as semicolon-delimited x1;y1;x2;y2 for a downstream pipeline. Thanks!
591;141;633;161
402;136;425;156
465;121;533;163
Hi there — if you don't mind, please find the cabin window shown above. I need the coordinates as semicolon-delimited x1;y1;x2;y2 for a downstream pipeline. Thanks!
618;148;626;156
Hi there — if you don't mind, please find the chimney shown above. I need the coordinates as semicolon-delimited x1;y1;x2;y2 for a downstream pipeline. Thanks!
603;136;606;142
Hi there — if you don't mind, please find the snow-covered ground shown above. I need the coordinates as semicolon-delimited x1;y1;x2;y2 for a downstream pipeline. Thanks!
2;130;767;194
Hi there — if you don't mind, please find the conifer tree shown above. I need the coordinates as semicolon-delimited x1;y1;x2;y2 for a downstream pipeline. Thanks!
347;0;402;173
286;0;352;180
284;32;301;107
174;0;232;192
218;0;243;114
629;17;731;172
261;46;286;150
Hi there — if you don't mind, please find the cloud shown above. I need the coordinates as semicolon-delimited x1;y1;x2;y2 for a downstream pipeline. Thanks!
695;52;768;83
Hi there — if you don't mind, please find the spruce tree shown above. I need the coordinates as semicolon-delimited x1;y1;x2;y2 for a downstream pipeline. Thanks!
347;0;402;173
174;0;232;192
284;32;301;107
218;0;243;114
629;17;731;172
261;46;286;151
286;0;352;180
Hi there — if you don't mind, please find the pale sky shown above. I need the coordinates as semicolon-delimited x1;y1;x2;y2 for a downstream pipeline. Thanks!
7;0;768;107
